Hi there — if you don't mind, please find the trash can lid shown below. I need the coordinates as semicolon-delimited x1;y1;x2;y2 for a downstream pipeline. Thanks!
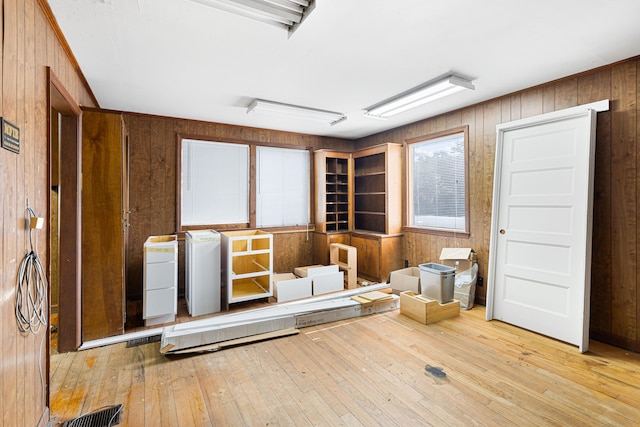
419;263;457;274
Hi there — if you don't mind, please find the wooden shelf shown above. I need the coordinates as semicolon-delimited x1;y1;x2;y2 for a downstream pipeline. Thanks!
353;143;402;235
314;150;353;233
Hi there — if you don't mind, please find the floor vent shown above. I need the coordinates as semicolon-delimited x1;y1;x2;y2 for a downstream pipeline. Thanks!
61;403;123;427
126;334;161;347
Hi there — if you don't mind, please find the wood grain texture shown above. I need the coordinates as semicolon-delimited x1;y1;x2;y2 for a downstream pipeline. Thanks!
0;0;96;425
50;306;640;426
81;109;127;341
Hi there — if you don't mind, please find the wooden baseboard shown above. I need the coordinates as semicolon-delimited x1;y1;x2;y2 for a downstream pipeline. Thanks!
590;330;640;353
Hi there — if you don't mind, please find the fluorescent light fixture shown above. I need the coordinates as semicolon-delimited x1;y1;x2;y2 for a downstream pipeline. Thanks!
189;0;315;34
248;99;347;125
364;74;475;119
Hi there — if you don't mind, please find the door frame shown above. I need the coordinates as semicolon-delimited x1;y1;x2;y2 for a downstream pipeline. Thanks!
48;68;83;352
486;99;609;352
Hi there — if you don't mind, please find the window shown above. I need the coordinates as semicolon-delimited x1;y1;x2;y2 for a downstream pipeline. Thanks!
180;139;250;227
406;127;469;235
256;146;310;227
178;136;310;231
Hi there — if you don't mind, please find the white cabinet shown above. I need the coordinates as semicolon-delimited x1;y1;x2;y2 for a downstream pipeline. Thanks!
186;230;221;317
221;230;273;309
143;235;178;326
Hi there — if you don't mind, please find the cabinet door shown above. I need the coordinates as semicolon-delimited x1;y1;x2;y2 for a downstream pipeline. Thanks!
351;235;380;281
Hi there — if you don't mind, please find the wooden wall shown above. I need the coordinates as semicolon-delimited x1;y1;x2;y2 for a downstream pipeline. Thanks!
356;58;640;352
123;113;353;302
0;1;96;426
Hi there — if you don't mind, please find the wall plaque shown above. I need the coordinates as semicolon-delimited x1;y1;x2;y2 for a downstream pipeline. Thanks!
2;118;20;154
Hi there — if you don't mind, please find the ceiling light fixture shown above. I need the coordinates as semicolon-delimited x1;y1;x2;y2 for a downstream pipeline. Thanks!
189;0;315;35
248;99;347;125
364;74;475;119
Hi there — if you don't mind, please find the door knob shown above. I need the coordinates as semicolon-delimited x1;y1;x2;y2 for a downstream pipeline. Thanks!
499;229;506;235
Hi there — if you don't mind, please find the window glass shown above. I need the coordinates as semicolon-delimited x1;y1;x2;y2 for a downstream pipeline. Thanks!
180;139;249;227
256;146;309;227
408;130;468;233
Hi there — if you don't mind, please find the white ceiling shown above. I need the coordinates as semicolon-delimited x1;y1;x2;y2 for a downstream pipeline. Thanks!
49;0;640;140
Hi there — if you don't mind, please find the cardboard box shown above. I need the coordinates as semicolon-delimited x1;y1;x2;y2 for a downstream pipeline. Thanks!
389;267;421;294
294;264;339;278
439;248;478;310
439;247;476;273
273;273;312;303
312;271;344;295
399;291;459;324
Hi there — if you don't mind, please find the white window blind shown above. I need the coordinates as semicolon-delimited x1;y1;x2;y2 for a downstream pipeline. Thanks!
256;146;309;227
410;132;466;231
181;139;249;226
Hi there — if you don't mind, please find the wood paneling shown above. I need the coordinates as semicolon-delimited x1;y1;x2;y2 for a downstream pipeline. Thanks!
355;58;640;352
81;109;127;341
0;1;96;425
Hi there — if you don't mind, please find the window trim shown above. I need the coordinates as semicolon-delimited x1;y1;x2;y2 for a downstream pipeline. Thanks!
176;133;313;233
404;126;470;237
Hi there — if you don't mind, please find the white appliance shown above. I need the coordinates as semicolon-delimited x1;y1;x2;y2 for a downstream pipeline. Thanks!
186;230;222;316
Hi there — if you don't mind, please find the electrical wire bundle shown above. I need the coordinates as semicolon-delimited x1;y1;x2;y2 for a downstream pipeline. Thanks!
15;206;48;334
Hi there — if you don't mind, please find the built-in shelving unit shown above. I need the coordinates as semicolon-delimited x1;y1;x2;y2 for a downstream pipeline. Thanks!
353;143;402;235
313;144;404;282
221;230;273;309
314;150;353;232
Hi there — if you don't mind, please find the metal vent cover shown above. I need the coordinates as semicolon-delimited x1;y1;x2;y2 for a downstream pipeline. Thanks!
61;404;123;427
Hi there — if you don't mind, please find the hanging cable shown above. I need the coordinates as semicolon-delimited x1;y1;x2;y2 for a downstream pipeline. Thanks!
15;205;48;334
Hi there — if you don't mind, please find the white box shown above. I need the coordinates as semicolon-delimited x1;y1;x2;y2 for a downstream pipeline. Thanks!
389;267;421;294
312;271;344;295
273;273;312;302
186;230;221;316
294;264;339;278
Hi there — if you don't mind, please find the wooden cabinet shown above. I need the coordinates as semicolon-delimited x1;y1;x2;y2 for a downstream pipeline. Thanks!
314;150;353;232
221;230;273;309
353;143;402;235
313;144;404;281
351;232;404;283
80;108;129;341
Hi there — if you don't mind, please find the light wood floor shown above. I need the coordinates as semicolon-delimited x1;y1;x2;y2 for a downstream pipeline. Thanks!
49;305;640;426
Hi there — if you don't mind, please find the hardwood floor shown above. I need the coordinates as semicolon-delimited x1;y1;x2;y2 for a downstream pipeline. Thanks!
49;305;640;426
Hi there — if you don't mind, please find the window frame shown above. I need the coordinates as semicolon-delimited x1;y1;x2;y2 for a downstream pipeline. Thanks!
176;134;313;233
404;126;470;237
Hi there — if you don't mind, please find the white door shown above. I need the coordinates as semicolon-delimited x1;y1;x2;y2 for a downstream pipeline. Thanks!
486;100;608;353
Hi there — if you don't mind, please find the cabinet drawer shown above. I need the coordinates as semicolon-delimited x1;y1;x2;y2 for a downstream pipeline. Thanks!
145;248;177;264
145;261;177;290
144;288;176;318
